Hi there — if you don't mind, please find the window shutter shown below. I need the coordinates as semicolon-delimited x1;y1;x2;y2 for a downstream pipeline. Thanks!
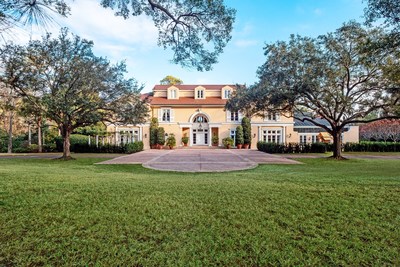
158;109;162;122
226;111;231;122
238;112;243;122
170;109;174;122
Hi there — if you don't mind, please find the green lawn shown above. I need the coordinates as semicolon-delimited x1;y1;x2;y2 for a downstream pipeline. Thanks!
1;157;399;266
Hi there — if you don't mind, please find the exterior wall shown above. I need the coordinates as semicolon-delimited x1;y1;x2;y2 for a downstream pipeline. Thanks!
343;126;359;143
107;84;359;150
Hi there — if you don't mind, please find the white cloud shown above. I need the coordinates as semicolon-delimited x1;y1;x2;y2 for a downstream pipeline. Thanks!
314;8;324;16
234;39;258;48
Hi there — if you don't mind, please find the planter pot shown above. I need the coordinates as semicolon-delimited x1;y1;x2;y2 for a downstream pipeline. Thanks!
225;145;231;149
169;145;173;149
183;143;188;147
158;144;163;149
243;144;249;149
237;144;243;149
212;143;218;146
151;144;156;149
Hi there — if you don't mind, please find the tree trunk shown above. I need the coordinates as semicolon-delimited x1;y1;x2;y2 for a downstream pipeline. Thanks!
61;129;73;160
37;118;42;153
7;110;13;154
331;130;345;159
28;124;32;146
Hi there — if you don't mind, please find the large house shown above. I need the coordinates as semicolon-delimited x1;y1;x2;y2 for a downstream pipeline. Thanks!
107;84;359;149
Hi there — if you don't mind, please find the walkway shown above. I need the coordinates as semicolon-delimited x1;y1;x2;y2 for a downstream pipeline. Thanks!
99;149;300;172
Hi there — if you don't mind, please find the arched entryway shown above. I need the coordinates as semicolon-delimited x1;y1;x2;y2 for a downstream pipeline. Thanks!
192;114;209;145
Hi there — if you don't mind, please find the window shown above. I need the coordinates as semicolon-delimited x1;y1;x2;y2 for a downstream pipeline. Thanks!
197;89;204;99
263;130;282;143
224;90;231;99
193;115;208;123
300;135;307;144
170;89;176;99
230;111;239;122
230;129;236;144
265;112;280;121
162;108;171;122
311;135;317;143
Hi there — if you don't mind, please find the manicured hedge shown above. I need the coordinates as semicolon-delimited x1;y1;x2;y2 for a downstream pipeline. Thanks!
257;141;331;154
344;141;400;152
63;141;144;154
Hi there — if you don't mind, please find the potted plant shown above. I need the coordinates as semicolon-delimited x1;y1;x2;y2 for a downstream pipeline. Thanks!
150;117;159;149
212;135;219;146
235;125;244;149
166;133;176;149
157;127;165;149
222;137;234;149
181;135;189;146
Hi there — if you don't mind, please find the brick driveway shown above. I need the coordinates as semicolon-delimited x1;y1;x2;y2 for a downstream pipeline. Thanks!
99;149;300;172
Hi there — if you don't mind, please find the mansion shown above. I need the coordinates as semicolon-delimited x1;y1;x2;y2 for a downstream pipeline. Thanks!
107;84;359;149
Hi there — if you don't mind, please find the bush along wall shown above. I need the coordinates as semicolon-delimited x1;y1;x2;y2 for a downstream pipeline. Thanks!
344;141;400;152
56;134;144;154
257;141;331;154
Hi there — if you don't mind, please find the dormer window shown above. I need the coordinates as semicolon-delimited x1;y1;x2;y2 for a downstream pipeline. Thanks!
167;86;179;99
224;90;231;99
264;112;280;121
195;87;205;99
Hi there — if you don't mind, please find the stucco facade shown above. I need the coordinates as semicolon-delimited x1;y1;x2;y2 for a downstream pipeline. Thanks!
107;84;358;149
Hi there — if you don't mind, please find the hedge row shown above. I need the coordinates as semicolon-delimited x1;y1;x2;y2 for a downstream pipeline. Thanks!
257;141;332;154
343;141;400;152
69;142;143;154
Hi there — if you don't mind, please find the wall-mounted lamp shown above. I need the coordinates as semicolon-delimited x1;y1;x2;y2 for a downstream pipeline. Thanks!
253;133;256;138
144;133;147;138
287;133;292;138
165;133;168;137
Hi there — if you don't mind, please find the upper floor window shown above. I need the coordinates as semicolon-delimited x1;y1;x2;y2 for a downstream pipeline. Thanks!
264;112;280;121
170;89;177;99
193;115;208;123
224;90;231;99
159;108;174;122
197;89;204;99
230;111;239;122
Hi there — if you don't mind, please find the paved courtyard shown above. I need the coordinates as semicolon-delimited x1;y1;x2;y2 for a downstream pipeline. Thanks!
98;149;301;172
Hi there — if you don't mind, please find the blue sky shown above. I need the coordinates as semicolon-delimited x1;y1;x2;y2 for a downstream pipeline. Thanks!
14;0;366;92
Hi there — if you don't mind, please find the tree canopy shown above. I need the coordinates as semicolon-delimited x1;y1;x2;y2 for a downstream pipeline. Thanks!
228;22;400;159
159;75;183;85
1;0;235;71
0;28;148;159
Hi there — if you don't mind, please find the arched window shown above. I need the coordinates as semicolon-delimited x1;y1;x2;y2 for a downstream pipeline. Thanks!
193;115;208;123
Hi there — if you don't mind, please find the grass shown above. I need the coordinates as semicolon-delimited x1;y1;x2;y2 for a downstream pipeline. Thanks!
1;157;399;266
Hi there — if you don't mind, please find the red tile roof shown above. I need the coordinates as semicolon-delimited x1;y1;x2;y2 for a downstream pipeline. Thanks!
150;97;227;106
153;84;236;91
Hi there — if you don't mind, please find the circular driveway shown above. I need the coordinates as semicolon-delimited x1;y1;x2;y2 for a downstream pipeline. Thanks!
99;149;300;172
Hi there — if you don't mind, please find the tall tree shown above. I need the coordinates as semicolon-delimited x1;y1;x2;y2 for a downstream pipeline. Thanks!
160;75;183;85
229;22;400;159
0;29;149;159
1;0;235;71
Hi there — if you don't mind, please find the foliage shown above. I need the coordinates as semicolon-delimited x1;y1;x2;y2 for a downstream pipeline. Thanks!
0;29;148;159
1;157;399;265
360;119;400;142
231;22;400;159
73;123;107;136
149;117;159;147
212;134;219;145
222;137;233;148
55;134;90;152
241;117;251;145
344;141;400;152
181;136;189;145
2;0;235;71
166;133;176;148
257;141;330;154
364;0;400;31
157;127;165;146
159;75;183;85
235;125;244;145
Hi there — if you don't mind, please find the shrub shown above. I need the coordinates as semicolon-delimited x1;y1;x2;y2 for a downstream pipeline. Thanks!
344;141;400;152
157;127;165;146
126;141;144;153
235;126;244;145
150;117;159;147
241;117;251;145
222;137;234;148
257;141;330;154
166;134;176;148
181;136;189;145
55;134;89;152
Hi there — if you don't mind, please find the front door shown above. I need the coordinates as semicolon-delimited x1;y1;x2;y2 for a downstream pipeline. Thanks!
193;128;208;145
